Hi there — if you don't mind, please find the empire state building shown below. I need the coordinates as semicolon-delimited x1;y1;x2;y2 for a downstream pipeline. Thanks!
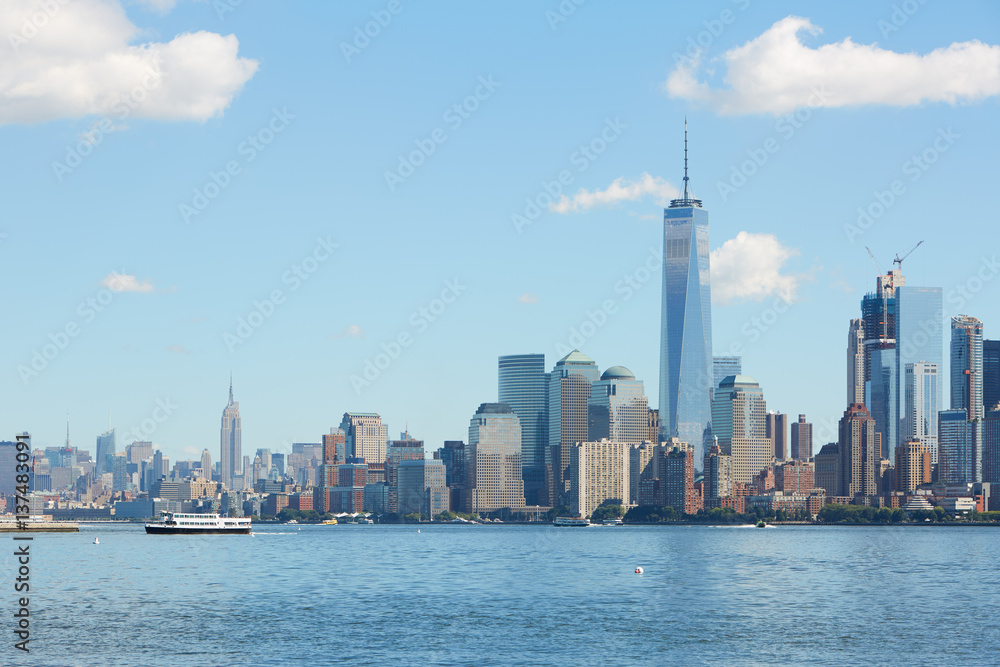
220;377;242;490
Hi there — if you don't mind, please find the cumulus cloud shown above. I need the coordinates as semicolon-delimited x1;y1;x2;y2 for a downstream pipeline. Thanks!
710;232;800;305
102;271;154;293
0;0;258;126
518;293;539;304
550;173;680;213
666;16;1000;115
331;324;365;339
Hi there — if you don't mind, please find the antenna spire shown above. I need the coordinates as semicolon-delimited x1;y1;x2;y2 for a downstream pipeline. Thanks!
229;373;234;404
66;414;70;448
683;117;689;200
669;118;702;209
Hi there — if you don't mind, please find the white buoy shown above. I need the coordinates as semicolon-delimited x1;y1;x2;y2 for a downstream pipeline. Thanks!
250;532;255;537
417;529;421;533
93;538;100;545
634;566;643;574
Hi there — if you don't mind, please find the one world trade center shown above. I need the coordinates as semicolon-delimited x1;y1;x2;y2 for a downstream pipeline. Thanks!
658;121;713;464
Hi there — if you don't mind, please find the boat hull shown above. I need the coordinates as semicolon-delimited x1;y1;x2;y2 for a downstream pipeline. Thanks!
145;526;251;535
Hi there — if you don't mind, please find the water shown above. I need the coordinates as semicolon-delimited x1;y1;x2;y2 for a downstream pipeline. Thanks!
4;523;1000;666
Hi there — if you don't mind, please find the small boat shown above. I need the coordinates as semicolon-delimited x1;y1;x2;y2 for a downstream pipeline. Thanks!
93;537;100;544
321;518;338;525
553;517;590;527
286;519;298;525
602;518;624;526
756;520;767;528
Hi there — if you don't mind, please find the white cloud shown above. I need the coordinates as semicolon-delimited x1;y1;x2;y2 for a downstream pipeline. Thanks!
102;271;154;293
666;16;1000;115
132;0;177;12
0;0;258;126
518;293;539;304
550;173;680;213
710;232;800;305
331;324;365;339
164;344;190;354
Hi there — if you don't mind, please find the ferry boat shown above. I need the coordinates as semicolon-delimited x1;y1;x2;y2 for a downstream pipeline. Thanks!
321;518;338;525
145;512;252;535
553;517;590;527
602;518;624;526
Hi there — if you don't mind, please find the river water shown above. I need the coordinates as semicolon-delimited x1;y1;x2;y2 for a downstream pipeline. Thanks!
4;522;998;666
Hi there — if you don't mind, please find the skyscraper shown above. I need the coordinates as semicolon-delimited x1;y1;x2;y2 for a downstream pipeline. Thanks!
951;315;983;481
766;411;788;460
713;356;741;394
659;122;713;463
895;439;931;492
547;350;599;505
939;409;975;484
95;428;116;477
569;439;630;519
847;319;865;405
498;354;548;505
588;366;648;445
984;406;1000;487
861;271;900;454
984;339;1000;412
712;375;769;485
838;403;878;498
467;403;524;514
903;362;938;463
220;377;241;490
790;414;813;461
894;285;943;454
340;413;388;464
200;449;212;480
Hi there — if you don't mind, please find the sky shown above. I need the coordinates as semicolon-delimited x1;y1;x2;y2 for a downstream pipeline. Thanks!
2;0;999;464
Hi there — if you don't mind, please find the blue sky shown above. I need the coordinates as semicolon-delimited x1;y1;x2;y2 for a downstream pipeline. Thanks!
2;0;999;462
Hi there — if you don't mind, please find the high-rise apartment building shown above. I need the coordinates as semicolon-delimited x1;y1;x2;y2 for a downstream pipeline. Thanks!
386;437;425;513
847;319;866;405
588;366;649;445
340;413;388;465
775;460;815;494
838;404;878;498
498;354;548;505
220;378;242;490
939;409;976;484
703;444;733;501
659;123;713;463
547;350;599;505
630;441;659;503
712;375;770;485
903;362;939;463
951;315;984;481
766;411;788;460
434;440;466;511
790;414;813;460
467;403;524;514
569;439;630;519
813;443;839;496
895;439;931;492
662;442;700;515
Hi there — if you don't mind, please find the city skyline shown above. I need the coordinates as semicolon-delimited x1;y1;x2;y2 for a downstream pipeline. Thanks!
3;1;1000;464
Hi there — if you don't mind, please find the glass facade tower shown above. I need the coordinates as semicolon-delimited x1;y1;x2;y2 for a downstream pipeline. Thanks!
498;354;548;505
95;428;116;477
588;366;648;444
659;124;713;465
894;286;942;459
903;362;939;463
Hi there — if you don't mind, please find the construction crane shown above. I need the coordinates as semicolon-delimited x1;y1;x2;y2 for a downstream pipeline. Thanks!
893;240;923;272
865;246;882;274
